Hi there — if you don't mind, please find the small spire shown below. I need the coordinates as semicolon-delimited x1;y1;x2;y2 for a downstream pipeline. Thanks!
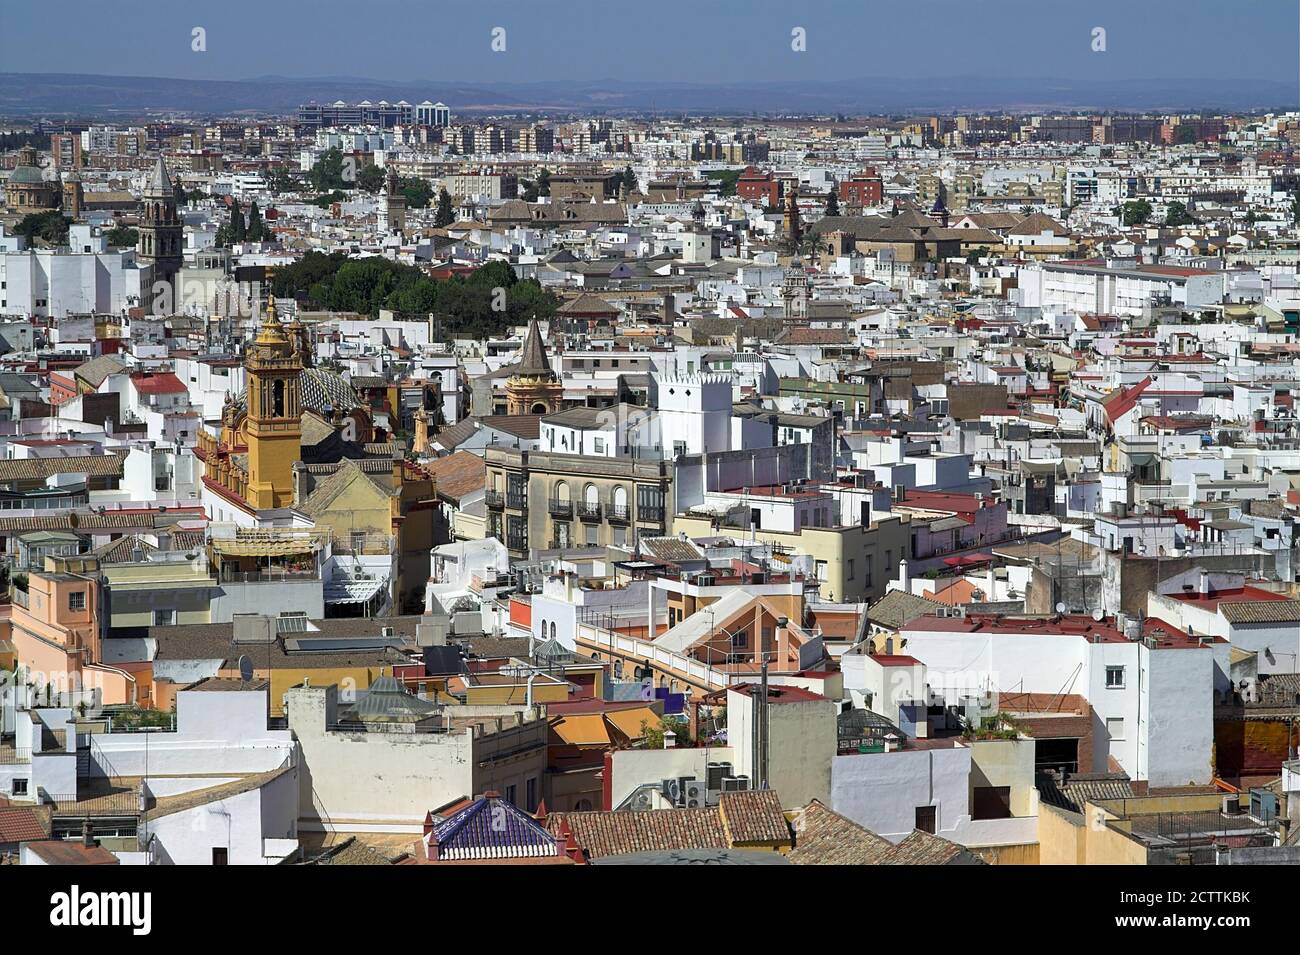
255;293;289;346
514;316;552;377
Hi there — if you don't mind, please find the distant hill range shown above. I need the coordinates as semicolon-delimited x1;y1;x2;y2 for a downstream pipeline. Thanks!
1;72;1294;119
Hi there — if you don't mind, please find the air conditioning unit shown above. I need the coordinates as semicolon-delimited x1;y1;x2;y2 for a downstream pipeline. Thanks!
626;788;656;812
684;780;707;808
663;776;696;807
721;775;750;792
706;761;732;790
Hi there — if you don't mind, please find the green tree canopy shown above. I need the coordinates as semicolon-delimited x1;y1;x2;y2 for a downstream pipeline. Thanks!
1116;199;1152;226
705;168;742;196
1164;201;1193;227
15;211;69;246
400;177;433;209
356;163;386;194
434;187;455;227
104;225;138;247
246;201;266;241
265;166;298;194
825;186;840;217
309;148;351;192
268;251;558;340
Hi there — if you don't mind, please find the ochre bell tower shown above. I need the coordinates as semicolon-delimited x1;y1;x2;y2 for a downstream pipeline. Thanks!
244;295;302;510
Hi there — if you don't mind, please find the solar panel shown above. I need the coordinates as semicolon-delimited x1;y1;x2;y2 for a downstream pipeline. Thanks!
276;613;310;633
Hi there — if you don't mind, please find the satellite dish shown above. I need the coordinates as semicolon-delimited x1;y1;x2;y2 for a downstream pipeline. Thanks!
1054;602;1067;614
237;654;254;683
1091;609;1105;622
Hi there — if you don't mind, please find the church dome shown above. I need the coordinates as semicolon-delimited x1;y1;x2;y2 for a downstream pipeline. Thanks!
8;165;45;184
233;368;362;417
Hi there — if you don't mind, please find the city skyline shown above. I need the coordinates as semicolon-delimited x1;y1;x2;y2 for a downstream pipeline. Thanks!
2;0;1297;87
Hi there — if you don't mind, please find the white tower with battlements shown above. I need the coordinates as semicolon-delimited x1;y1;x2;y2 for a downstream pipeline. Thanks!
654;372;733;458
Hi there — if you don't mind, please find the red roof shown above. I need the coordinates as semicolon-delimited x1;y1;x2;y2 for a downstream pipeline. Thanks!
1102;375;1152;423
0;806;47;843
729;684;826;703
870;654;922;667
1162;584;1291;611
897;489;990;516
904;613;1218;648
131;372;187;395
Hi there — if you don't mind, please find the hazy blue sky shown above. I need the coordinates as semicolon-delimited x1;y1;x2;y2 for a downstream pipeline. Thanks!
2;0;1296;85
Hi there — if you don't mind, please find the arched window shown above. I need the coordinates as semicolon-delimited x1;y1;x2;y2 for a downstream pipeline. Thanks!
273;379;286;417
613;485;628;513
555;481;570;503
550;622;557;640
584;483;599;506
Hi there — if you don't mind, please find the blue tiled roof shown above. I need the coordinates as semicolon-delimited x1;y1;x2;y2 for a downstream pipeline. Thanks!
430;796;560;861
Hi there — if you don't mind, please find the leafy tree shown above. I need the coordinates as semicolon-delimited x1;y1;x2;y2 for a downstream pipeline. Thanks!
311;191;347;209
356;163;386;194
520;178;539;202
246;201;265;241
268;250;558;338
15;211;69;245
536;168;551;197
620;164;637;194
705;168;742;196
640;716;690;749
214;199;247;247
265;166;298;194
400;177;433;209
104;225;138;247
434;187;455;227
825;186;840;217
1117;199;1152;226
309;148;350;192
1164;201;1193;226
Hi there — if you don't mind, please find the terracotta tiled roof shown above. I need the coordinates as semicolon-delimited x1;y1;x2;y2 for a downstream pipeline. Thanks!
22;840;119;864
787;799;894;864
310;836;403;865
546;807;727;859
0;508;201;533
479;414;542;440
547;790;792;860
717;790;791;845
0;805;48;844
425;450;486;503
879;829;979;865
0;452;127;482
